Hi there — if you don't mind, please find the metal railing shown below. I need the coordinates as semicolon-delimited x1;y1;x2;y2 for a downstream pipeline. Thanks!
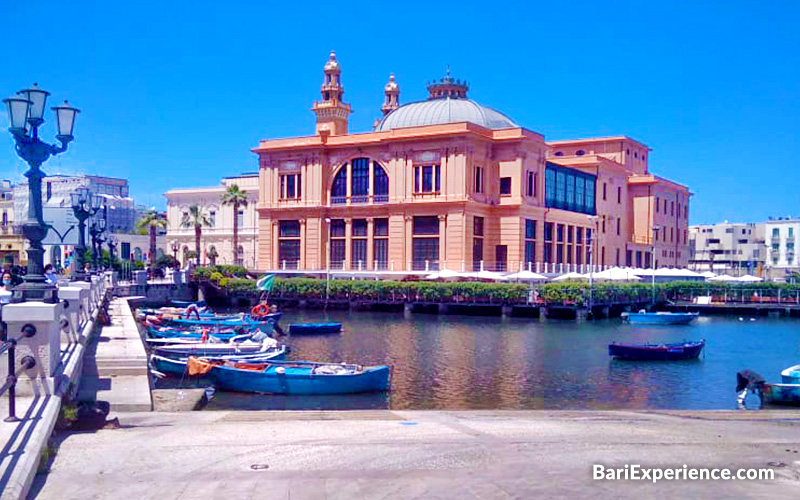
0;321;37;422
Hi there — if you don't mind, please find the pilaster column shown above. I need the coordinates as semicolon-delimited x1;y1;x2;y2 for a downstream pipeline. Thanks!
344;218;352;270
368;163;375;203
405;215;413;270
299;219;306;270
346;162;352;203
272;220;279;269
366;217;374;270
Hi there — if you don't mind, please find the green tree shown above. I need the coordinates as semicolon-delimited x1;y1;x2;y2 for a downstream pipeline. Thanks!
136;209;167;272
220;184;249;266
180;205;211;266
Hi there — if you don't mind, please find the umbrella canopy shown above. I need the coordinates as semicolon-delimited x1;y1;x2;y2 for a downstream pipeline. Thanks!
699;271;717;278
505;270;548;281
735;275;763;282
551;272;588;281
424;269;464;280
708;274;739;282
461;270;508;281
592;267;642;281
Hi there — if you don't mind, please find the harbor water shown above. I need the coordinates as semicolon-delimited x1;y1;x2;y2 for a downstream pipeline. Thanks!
153;310;800;411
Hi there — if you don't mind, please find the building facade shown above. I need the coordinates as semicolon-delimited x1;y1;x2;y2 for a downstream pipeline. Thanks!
165;174;260;267
252;52;691;272
763;218;800;281
0;180;25;266
689;222;765;275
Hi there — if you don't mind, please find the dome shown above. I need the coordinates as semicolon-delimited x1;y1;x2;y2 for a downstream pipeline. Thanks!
324;51;340;72
376;98;517;132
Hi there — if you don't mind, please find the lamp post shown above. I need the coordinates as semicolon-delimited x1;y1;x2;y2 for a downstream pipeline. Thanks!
107;236;117;269
587;215;599;317
70;188;101;280
3;84;79;301
651;224;661;308
171;241;179;261
89;211;107;271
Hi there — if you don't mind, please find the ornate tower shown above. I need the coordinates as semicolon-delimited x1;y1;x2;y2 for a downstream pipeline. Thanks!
426;67;469;100
312;51;352;136
381;74;400;115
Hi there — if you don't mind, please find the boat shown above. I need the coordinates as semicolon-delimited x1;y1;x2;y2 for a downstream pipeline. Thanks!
187;358;391;395
288;322;342;334
781;364;800;384
165;311;282;327
621;311;699;325
169;299;206;308
150;348;287;377
154;339;283;358
763;383;800;406
608;339;705;361
146;326;250;341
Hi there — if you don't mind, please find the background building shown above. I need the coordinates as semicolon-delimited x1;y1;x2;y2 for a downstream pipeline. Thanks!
165;174;259;267
251;52;691;272
763;218;799;281
689;222;765;275
0;180;25;265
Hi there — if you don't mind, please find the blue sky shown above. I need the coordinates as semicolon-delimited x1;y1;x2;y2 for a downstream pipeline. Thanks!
2;0;798;224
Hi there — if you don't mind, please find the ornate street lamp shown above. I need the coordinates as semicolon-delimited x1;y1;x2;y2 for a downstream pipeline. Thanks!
3;83;79;302
70;188;101;280
171;241;179;261
107;236;117;269
89;209;107;271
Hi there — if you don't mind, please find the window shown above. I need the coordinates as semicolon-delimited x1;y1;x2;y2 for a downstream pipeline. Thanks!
280;173;302;200
671;201;674;216
602;183;607;201
544;163;596;215
663;199;667;213
526;171;536;197
474;166;483;193
414;164;440;194
412;217;440;270
616;218;620;236
544;222;553;263
374;165;388;202
602;216;606;233
725;227;734;233
472;237;483;271
500;177;512;195
351;219;367;269
121;242;131;260
209;211;216;227
656;197;659;213
772;228;779;237
576;149;585;156
237;210;244;228
332;168;347;204
46;182;52;201
525;219;536;265
617;186;621;204
351;158;370;202
474;216;484;237
616;248;620;266
330;219;345;269
413;216;439;235
331;159;388;204
435;165;441;192
496;245;508;271
278;220;301;269
373;218;389;270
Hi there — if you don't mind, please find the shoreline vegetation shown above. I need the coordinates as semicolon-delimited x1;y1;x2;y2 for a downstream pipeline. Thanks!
190;266;800;307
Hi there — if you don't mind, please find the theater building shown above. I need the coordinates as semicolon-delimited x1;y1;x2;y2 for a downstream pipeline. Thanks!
252;52;690;272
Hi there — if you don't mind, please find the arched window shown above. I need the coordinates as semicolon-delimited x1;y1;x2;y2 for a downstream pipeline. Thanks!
331;168;347;204
374;163;389;203
330;158;389;205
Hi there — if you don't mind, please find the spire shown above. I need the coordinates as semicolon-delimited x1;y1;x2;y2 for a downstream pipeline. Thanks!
312;50;352;136
426;67;469;100
381;73;400;116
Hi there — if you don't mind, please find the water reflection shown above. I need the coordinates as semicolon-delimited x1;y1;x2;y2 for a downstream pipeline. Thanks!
153;310;800;411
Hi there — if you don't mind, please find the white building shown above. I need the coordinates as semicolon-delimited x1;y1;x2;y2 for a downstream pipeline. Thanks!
165;173;259;268
764;218;800;281
689;222;765;276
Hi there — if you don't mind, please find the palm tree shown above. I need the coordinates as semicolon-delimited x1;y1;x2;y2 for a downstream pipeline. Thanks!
136;209;167;272
180;205;211;266
220;184;249;265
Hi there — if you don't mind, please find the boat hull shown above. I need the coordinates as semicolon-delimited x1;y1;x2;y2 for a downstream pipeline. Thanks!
623;312;699;325
288;323;342;334
763;383;800;405
207;363;391;395
608;340;705;361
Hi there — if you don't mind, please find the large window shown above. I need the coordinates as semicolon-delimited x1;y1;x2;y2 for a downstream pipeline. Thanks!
500;177;511;195
351;219;367;269
544;222;554;263
280;173;301;200
331;158;389;204
525;219;536;265
526;171;536;197
278;220;300;269
474;166;483;193
330;219;345;269
544;162;597;215
473;216;484;271
412;216;439;270
414;165;441;194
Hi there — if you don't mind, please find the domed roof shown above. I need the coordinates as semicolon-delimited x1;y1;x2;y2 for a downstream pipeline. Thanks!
376;97;517;132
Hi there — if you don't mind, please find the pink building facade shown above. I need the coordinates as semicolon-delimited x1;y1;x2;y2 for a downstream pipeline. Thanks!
253;52;690;272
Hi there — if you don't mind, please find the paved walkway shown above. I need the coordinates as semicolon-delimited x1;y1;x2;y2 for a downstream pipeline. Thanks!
29;410;800;499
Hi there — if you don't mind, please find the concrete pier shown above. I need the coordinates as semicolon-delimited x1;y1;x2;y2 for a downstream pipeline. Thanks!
29;409;800;499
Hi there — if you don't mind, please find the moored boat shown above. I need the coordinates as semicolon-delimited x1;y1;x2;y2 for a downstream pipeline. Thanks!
154;339;282;358
608;339;705;361
780;364;800;384
150;347;287;377
166;312;282;327
288;322;342;335
763;383;800;406
187;358;391;395
622;311;699;325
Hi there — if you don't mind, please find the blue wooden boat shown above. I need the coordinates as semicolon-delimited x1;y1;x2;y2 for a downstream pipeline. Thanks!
166;312;282;327
781;364;800;384
150;348;287;377
763;383;800;405
147;325;248;341
622;311;699;325
288;322;342;335
187;358;391;395
169;299;206;308
608;339;705;361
